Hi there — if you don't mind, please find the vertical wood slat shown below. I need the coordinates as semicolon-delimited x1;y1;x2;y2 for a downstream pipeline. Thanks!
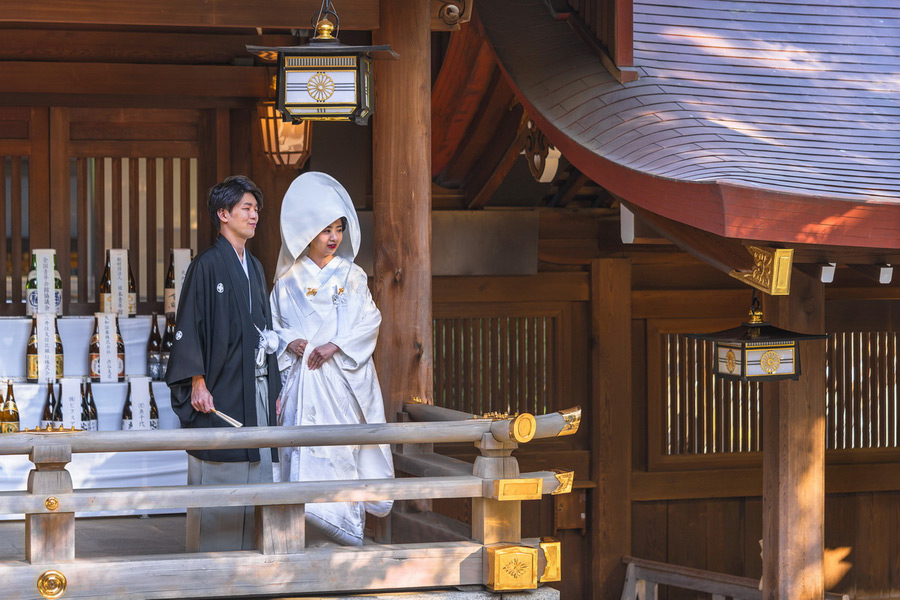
889;333;897;448
826;332;836;450
862;332;871;448
498;316;508;414
146;158;157;304
835;332;846;450
454;318;460;412
111;158;122;249
527;317;536;414
76;158;88;304
129;158;140;299
464;318;473;414
180;158;191;248
163;158;174;265
10;157;23;307
49;108;70;313
94;158;106;296
517;316;526;416
667;334;677;454
0;158;6;304
481;316;490;415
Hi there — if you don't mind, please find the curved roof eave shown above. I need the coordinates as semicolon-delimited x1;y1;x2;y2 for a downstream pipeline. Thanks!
477;0;900;249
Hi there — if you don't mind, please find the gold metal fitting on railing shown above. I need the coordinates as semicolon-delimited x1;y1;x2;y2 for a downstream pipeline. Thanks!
485;544;538;591
37;570;67;599
557;406;581;436
21;425;83;434
540;537;562;582
550;470;574;495
509;413;536;443
44;496;59;511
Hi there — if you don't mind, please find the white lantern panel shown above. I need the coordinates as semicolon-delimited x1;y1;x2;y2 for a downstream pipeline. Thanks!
745;346;795;378
284;70;358;105
716;344;743;375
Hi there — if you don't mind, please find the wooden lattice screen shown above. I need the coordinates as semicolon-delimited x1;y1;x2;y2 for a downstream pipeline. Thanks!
0;106;212;315
67;156;198;308
432;304;568;417
659;330;900;458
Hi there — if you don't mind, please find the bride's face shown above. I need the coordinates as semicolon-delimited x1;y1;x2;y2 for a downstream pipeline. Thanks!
309;218;344;259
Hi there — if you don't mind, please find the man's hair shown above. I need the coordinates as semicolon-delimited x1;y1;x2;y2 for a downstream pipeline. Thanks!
207;175;263;232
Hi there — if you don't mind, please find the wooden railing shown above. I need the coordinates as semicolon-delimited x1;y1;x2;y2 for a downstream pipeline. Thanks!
0;406;578;599
620;556;849;600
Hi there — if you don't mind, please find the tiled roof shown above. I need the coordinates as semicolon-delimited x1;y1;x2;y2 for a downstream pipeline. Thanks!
478;0;900;248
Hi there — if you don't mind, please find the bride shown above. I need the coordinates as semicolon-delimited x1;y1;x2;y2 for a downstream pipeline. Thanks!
271;172;393;546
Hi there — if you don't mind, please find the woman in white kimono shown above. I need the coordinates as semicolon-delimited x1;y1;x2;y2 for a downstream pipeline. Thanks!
271;172;393;546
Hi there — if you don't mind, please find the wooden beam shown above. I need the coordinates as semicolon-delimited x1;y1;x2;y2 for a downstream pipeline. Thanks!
0;29;296;64
0;1;379;29
0;62;268;98
761;270;826;600
0;543;484;599
848;263;894;284
548;167;588;208
591;258;632;600
373;0;432;417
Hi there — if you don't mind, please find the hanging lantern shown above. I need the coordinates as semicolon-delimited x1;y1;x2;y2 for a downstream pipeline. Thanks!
257;101;312;169
686;292;828;382
247;1;397;126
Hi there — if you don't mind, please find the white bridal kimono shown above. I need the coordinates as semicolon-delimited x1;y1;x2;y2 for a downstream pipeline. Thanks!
272;233;393;546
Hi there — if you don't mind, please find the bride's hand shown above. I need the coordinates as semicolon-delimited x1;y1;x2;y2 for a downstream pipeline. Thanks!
288;338;307;357
307;342;339;371
275;395;282;416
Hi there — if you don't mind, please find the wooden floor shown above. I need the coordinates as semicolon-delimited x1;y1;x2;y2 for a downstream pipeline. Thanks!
0;514;187;560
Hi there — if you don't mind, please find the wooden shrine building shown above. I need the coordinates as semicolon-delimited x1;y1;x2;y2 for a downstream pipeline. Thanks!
1;1;899;599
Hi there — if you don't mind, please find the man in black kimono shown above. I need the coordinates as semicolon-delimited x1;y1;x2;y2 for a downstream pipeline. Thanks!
166;175;281;552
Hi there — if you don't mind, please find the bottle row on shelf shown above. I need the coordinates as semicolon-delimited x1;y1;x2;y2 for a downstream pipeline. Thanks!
25;312;175;383
0;377;161;434
26;247;189;318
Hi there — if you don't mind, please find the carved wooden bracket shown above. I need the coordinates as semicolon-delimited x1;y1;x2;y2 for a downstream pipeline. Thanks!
729;246;794;296
522;117;560;183
431;0;473;31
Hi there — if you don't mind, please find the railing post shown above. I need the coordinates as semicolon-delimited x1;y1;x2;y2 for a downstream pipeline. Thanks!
26;444;74;564
255;504;305;554
472;433;520;544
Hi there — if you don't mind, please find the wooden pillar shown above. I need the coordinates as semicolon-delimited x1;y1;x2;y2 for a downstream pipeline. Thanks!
372;0;432;418
590;259;632;600
762;270;826;600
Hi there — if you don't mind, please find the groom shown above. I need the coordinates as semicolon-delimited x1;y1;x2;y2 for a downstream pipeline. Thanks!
166;175;281;552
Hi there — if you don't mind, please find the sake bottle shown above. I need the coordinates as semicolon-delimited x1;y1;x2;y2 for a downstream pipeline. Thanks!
121;381;133;430
53;318;64;381
147;313;162;380
89;315;126;381
149;384;160;430
39;383;55;429
127;259;137;317
25;317;38;383
85;379;99;431
164;251;176;318
24;253;38;316
79;381;91;431
98;250;136;316
99;250;112;313
0;381;20;434
50;383;63;430
160;314;175;379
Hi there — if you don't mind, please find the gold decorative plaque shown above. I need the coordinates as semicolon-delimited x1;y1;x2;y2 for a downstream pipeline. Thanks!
37;570;67;599
558;406;581;436
494;478;543;501
551;470;574;495
540;537;562;582
485;544;538;591
729;246;794;296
